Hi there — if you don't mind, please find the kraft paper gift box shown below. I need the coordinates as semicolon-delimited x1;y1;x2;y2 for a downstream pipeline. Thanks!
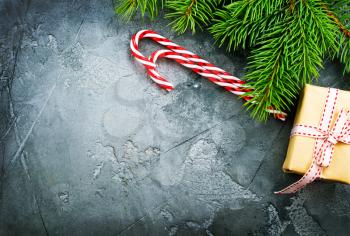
282;84;350;184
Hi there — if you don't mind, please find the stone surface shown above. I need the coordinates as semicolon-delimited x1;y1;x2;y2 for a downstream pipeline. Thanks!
0;0;350;235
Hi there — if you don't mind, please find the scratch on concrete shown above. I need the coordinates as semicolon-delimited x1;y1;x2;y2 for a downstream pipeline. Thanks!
117;198;173;236
4;94;51;236
163;128;211;154
247;124;286;188
10;81;57;165
0;116;18;143
74;19;84;44
35;197;50;236
86;49;127;69
4;77;54;236
61;19;85;54
163;114;236;154
4;77;58;236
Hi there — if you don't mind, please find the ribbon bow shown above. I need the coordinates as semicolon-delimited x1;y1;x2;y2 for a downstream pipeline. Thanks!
276;88;350;194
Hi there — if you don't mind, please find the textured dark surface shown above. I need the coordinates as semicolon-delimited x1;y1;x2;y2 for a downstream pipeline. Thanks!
1;0;350;235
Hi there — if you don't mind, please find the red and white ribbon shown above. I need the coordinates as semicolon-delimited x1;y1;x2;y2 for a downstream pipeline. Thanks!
276;88;350;194
130;29;287;121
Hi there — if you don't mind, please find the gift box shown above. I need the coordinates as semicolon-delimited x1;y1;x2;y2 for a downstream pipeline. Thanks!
282;84;350;186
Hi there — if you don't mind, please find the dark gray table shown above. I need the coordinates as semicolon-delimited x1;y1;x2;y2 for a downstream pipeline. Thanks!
1;0;350;235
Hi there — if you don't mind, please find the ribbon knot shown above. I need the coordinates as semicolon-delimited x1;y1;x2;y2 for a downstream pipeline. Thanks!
276;88;350;194
316;132;339;168
326;133;338;145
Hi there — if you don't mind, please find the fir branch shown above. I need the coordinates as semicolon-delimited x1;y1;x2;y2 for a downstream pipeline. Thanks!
165;0;222;34
244;0;339;121
209;0;286;51
325;0;350;37
325;7;350;38
115;0;161;20
304;1;339;56
243;15;299;120
339;35;350;73
326;0;350;74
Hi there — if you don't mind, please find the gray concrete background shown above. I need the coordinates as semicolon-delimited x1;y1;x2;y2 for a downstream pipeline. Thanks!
1;0;350;235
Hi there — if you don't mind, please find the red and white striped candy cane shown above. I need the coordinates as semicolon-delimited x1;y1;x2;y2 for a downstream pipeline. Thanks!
130;29;287;121
130;30;245;92
149;49;249;97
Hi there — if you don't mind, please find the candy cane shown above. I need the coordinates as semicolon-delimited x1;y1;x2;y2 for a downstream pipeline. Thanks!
130;29;287;120
130;30;244;90
149;49;249;97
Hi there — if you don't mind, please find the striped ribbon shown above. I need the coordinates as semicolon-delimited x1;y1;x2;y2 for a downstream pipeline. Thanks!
130;29;287;121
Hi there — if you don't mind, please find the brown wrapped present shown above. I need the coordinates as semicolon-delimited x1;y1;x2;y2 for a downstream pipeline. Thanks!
277;84;350;194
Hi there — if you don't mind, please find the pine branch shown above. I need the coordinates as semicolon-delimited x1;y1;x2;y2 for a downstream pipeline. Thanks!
339;37;350;74
114;0;162;20
325;7;350;38
209;0;285;51
165;0;222;34
324;0;350;35
244;0;339;121
326;0;350;74
243;15;298;121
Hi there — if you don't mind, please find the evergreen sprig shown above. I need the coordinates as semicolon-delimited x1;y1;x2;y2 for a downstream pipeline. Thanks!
166;0;222;34
244;0;339;120
340;35;350;74
210;0;285;51
327;0;350;73
115;0;350;121
115;0;162;20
